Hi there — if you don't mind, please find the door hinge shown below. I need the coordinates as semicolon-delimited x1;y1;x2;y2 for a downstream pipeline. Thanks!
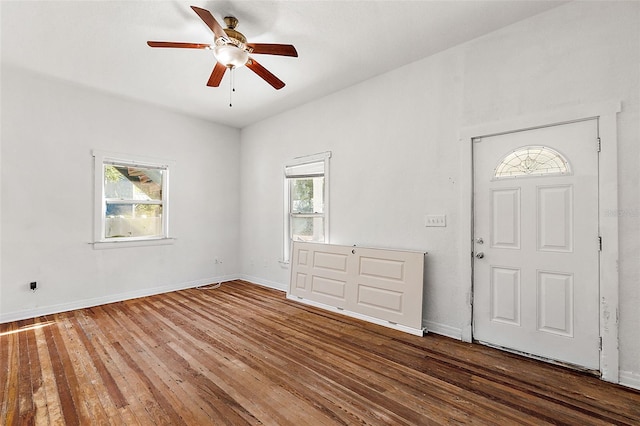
597;137;602;152
599;336;603;351
598;236;603;251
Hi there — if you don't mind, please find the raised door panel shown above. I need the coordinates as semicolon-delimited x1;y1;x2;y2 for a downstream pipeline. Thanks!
293;249;310;292
537;271;574;337
491;188;521;249
490;267;521;326
537;185;573;252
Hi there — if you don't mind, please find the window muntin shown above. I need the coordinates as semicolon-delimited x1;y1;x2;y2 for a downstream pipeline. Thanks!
94;151;170;245
494;146;570;179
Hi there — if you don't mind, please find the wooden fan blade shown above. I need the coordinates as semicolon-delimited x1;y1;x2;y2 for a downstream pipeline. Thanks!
147;41;211;49
207;62;227;87
246;43;298;57
246;58;285;90
190;6;227;40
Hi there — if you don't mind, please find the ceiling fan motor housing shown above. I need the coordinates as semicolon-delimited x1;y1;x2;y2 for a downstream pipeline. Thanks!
222;16;246;43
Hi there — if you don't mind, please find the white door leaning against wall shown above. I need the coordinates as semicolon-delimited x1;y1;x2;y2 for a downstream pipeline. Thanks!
473;119;600;370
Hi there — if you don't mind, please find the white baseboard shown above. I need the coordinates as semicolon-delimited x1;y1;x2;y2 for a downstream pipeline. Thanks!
0;274;239;323
238;274;287;291
424;320;463;340
619;370;640;391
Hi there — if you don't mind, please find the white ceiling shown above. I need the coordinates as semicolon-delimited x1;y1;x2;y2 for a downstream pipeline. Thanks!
1;1;567;128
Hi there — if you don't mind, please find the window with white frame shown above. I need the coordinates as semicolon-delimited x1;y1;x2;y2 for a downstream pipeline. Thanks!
93;151;171;246
493;145;571;179
283;152;331;261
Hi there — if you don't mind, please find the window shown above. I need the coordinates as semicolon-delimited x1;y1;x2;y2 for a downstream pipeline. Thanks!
93;150;172;247
283;152;331;261
494;146;570;179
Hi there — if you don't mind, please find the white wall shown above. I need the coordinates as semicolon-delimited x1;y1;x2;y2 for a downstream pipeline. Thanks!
1;65;241;321
239;1;640;383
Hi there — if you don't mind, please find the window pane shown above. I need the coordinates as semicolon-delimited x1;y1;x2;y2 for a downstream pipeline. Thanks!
105;204;163;238
291;216;325;242
104;165;163;200
494;146;570;179
291;177;324;213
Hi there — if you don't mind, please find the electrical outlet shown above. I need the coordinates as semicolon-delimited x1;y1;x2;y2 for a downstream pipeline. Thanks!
425;214;446;227
30;281;37;291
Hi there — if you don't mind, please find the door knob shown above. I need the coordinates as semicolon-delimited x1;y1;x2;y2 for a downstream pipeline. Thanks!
475;252;485;259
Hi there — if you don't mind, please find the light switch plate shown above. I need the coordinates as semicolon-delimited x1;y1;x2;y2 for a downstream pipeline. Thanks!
425;214;446;227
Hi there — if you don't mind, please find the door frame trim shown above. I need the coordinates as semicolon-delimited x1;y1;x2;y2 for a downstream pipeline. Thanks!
459;100;621;383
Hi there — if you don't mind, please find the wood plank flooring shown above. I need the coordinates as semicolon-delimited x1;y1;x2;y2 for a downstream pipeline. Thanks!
1;280;639;425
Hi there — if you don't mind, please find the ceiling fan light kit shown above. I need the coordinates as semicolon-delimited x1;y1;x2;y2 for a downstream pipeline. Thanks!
147;5;298;100
214;44;249;68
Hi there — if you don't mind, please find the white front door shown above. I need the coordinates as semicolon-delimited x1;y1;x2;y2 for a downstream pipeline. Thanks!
473;119;600;370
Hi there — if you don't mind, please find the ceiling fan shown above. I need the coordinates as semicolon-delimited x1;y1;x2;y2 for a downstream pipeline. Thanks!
147;6;298;90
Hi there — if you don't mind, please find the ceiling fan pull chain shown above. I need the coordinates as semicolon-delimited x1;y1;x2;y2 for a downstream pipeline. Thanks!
229;67;234;107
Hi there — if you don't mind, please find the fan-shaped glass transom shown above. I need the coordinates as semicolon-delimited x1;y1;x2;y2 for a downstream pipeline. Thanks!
494;146;570;179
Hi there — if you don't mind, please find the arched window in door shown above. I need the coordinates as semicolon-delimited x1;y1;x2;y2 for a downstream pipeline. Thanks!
494;146;571;179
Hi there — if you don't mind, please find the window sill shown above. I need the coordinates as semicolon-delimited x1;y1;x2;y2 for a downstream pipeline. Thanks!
91;237;176;250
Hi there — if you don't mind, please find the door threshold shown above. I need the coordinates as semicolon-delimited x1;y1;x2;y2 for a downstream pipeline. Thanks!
475;339;601;377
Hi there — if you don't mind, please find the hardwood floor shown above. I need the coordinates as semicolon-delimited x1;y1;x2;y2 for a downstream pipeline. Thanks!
1;280;639;425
